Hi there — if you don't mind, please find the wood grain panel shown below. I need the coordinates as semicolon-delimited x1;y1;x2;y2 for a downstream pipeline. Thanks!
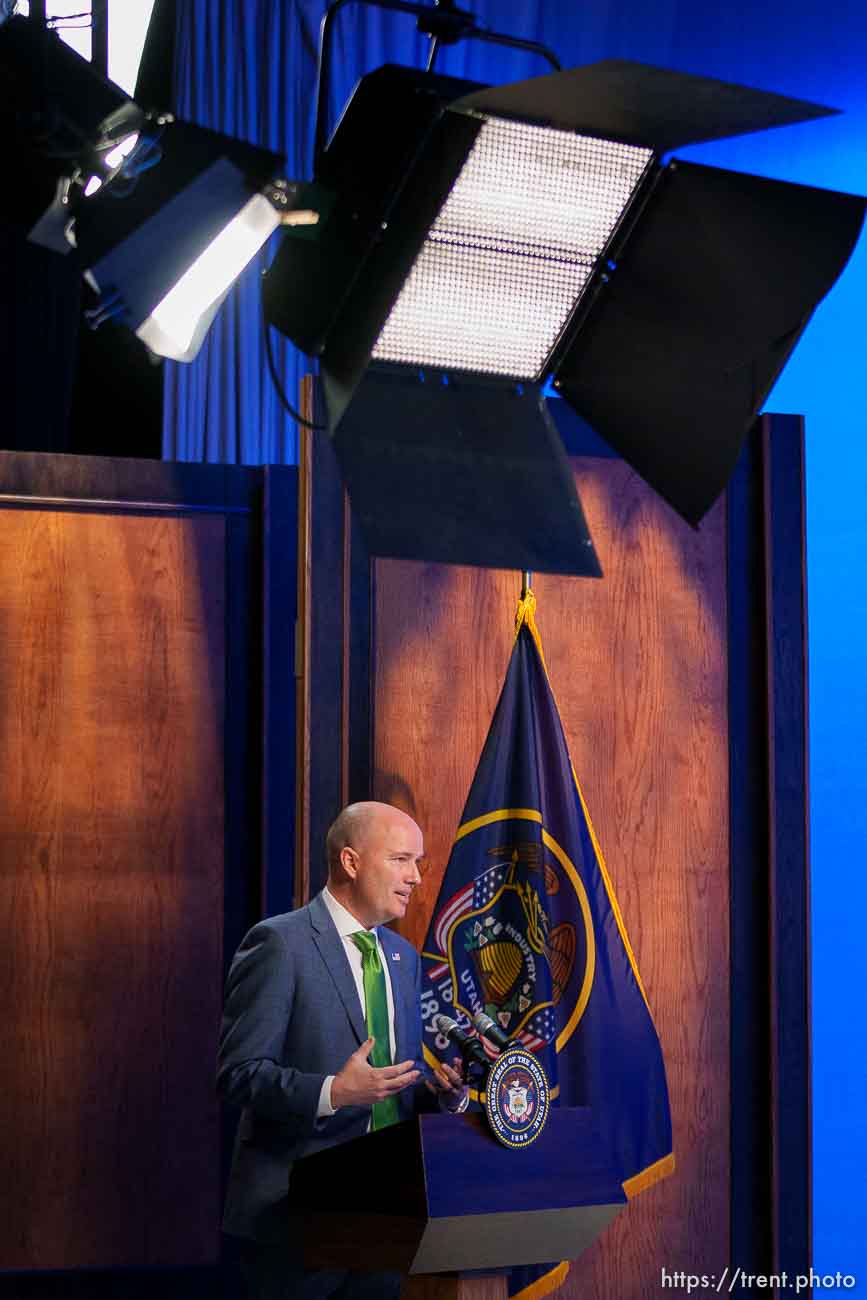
374;457;729;1300
0;509;225;1269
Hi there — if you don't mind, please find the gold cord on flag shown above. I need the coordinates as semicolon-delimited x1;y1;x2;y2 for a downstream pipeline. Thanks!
514;580;548;673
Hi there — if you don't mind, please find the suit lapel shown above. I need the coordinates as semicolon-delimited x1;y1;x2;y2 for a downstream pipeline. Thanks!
381;935;409;1063
309;893;366;1045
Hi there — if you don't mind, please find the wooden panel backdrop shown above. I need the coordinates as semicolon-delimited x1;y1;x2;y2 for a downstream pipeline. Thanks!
372;460;729;1300
0;453;298;1295
0;508;225;1268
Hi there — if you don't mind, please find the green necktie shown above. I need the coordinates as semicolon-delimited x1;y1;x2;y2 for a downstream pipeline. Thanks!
351;930;401;1130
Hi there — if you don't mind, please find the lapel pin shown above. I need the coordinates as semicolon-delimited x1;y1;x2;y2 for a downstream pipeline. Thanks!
391;952;401;961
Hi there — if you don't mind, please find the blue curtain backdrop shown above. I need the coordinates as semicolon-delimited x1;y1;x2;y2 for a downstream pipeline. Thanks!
166;0;867;1286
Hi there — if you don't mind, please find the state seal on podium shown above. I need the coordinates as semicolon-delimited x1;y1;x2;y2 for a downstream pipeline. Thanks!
484;1043;551;1149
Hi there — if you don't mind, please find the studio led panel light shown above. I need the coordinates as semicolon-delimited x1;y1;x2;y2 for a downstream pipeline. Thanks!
372;121;653;378
263;59;865;571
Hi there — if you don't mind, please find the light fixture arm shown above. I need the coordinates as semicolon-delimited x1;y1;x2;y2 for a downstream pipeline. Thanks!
313;0;561;169
425;18;561;77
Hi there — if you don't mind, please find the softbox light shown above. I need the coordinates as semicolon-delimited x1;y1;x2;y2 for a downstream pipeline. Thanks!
3;14;304;363
264;59;865;569
71;119;286;361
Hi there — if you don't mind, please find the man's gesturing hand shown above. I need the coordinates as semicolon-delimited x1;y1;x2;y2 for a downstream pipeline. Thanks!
425;1055;469;1113
330;1037;420;1109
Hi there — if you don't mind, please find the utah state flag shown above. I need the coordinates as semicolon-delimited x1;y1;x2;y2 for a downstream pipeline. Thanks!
419;592;674;1299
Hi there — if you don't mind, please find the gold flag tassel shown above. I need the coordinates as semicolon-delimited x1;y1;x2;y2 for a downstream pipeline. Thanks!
514;570;548;671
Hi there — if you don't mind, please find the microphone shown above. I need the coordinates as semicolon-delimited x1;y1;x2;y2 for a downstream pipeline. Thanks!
472;1010;513;1052
433;1014;491;1071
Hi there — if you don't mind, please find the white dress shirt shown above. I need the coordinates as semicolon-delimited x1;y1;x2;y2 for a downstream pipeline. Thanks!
316;886;397;1117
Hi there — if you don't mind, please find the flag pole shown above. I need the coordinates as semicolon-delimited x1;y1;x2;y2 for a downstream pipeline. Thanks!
521;570;532;599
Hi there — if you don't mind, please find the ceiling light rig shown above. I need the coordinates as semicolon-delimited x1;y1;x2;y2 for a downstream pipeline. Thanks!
261;0;865;574
4;3;864;576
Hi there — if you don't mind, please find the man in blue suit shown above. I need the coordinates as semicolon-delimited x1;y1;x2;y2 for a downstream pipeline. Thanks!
218;801;466;1299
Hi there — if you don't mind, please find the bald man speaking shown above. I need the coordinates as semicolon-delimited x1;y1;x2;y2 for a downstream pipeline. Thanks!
217;802;466;1300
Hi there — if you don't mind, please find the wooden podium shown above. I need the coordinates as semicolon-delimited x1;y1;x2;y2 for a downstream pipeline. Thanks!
286;1108;626;1299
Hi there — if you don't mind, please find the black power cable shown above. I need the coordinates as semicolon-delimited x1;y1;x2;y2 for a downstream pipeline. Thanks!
261;284;326;431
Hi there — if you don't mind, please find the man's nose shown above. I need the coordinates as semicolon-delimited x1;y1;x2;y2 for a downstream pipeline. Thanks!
408;862;422;886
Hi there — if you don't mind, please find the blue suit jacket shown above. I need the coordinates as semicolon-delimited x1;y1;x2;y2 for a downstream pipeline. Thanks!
217;892;434;1241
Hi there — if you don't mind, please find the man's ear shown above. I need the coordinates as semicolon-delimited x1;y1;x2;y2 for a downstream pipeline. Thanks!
339;845;358;879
